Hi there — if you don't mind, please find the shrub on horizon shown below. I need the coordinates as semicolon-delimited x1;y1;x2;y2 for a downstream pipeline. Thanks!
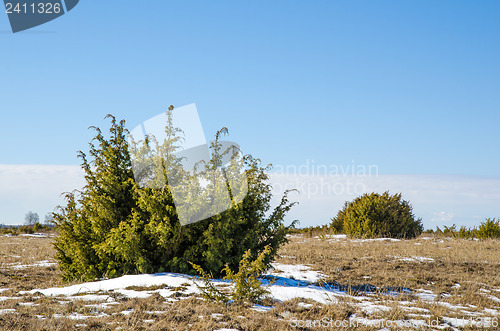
53;110;297;282
477;218;500;239
331;191;423;239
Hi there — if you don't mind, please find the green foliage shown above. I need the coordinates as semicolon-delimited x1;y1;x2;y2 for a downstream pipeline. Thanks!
457;226;476;239
439;224;477;239
222;245;272;304
191;245;273;304
331;191;423;239
330;218;344;234
443;224;458;237
433;220;500;240
53;110;297;282
477;218;500;239
0;224;55;236
189;262;229;304
53;115;137;281
33;222;42;232
17;225;34;234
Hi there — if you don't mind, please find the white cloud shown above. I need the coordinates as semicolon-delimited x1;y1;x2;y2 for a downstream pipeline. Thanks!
431;211;455;223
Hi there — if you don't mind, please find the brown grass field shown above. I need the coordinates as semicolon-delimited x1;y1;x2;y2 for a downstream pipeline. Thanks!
0;232;498;330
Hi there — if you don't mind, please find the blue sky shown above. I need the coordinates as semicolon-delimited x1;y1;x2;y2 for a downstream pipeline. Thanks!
0;1;499;226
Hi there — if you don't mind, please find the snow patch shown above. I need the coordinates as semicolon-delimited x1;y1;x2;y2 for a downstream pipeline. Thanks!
121;309;134;316
11;260;57;270
488;295;500;303
211;313;224;319
269;263;326;283
19;233;50;238
0;309;16;314
297;302;313;309
351;238;401;243
20;272;199;298
415;289;437;301
389;255;434;263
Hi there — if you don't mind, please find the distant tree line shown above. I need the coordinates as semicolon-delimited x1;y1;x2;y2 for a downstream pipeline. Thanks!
24;211;55;226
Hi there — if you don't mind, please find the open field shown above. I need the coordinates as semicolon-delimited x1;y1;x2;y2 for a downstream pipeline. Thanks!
0;233;498;330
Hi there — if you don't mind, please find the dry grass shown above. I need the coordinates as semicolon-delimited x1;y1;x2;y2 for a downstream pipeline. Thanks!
0;235;64;293
0;233;498;330
278;234;500;293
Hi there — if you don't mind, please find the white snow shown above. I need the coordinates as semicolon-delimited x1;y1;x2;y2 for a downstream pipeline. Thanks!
145;310;167;315
15;261;498;331
270;285;336;304
351;238;401;243
11;260;57;270
69;294;114;302
356;301;391;314
389;255;435;263
436;301;468;310
487;295;500;303
53;312;108;320
0;309;16;314
269;263;325;283
251;304;273;312
0;296;21;301
401;306;431;313
67;312;108;320
84;302;119;309
20;267;343;306
211;313;224;319
20;272;199;298
113;289;153;299
414;289;437;301
19;233;50;238
484;308;499;315
315;234;347;239
297;302;313;309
